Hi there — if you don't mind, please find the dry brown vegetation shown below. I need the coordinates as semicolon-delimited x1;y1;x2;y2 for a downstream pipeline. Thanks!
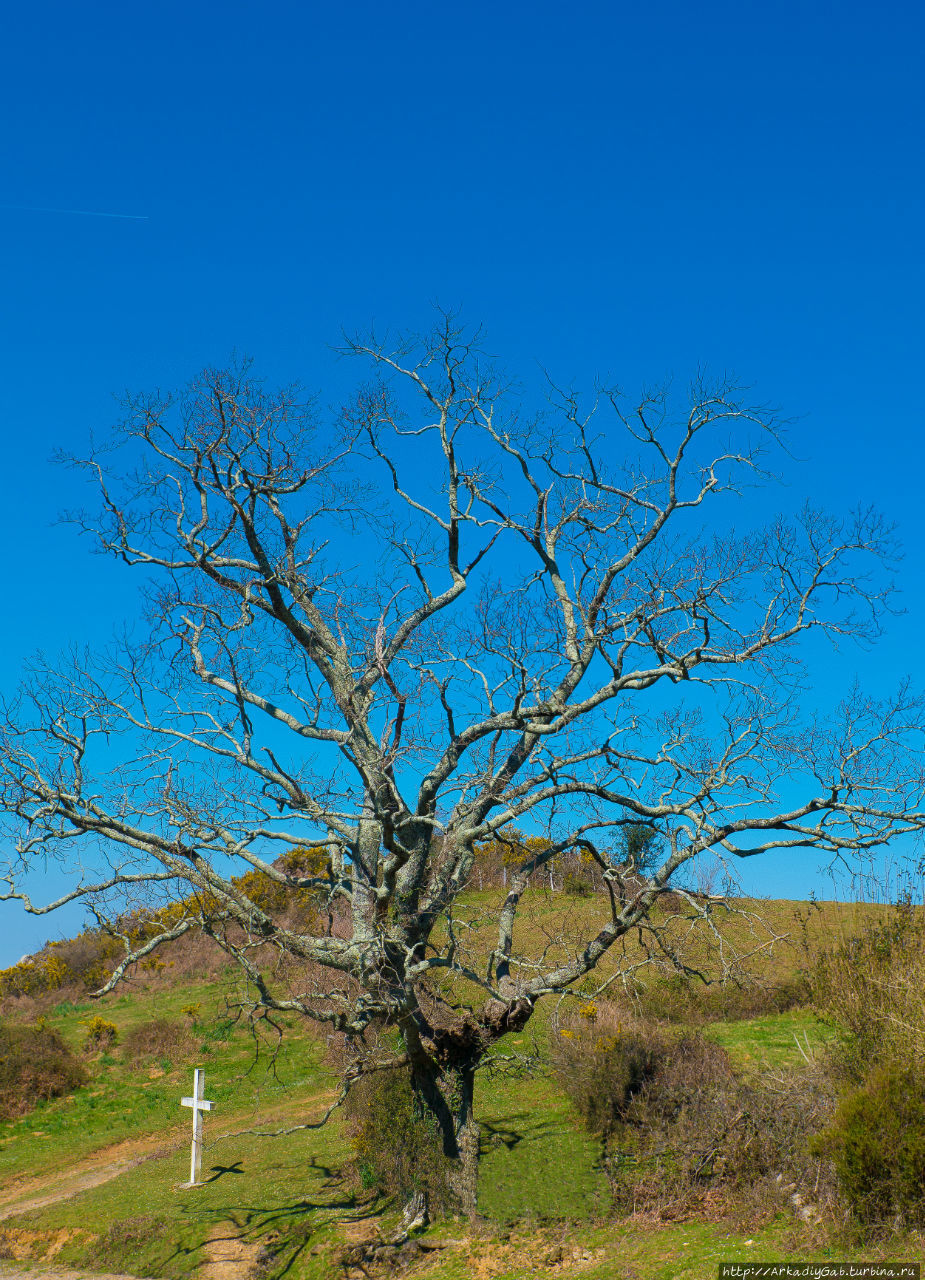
551;998;838;1220
120;1017;197;1066
0;1021;87;1119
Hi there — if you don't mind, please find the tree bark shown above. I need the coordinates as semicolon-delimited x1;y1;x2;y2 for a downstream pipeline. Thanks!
410;1054;481;1219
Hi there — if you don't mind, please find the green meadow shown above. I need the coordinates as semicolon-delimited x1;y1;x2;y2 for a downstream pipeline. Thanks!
0;896;920;1278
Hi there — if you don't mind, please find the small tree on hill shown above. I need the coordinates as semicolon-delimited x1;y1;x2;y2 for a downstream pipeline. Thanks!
2;317;924;1216
620;824;661;875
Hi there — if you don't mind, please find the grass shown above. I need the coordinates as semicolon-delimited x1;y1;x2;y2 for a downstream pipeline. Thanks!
5;1109;361;1278
0;973;354;1277
0;976;327;1185
704;1009;835;1071
476;1072;607;1223
0;1064;828;1280
10;1152;919;1280
1;895;922;1277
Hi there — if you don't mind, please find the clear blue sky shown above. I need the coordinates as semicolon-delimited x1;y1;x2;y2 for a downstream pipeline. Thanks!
1;0;923;963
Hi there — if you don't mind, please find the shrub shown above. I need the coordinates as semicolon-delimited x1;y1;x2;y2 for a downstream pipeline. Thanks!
812;1065;925;1228
563;871;593;897
232;848;327;926
811;903;925;1079
344;1068;453;1212
551;1003;670;1136
553;1000;835;1215
614;1043;833;1208
0;1021;87;1118
0;931;123;1000
48;931;122;990
121;1018;194;1065
81;1016;118;1051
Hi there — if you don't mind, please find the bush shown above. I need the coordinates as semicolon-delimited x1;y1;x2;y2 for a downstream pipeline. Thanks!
812;1065;925;1228
551;1002;670;1136
553;1000;835;1215
0;930;124;1000
121;1018;194;1065
0;1021;87;1118
616;1043;831;1207
562;869;594;897
344;1068;453;1212
811;903;925;1080
81;1015;118;1051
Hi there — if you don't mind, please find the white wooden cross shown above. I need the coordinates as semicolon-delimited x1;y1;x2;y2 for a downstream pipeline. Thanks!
180;1068;215;1186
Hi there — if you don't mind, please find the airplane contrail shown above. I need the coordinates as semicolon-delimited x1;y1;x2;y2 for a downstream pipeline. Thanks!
0;204;149;221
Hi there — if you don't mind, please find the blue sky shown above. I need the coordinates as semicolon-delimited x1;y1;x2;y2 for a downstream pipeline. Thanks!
1;0;923;964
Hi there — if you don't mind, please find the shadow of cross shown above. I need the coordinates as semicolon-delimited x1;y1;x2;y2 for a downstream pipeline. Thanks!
180;1067;215;1186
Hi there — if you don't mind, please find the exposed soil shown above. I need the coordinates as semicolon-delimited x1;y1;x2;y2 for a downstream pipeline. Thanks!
195;1224;262;1280
0;1270;156;1280
0;1226;91;1261
0;1127;188;1225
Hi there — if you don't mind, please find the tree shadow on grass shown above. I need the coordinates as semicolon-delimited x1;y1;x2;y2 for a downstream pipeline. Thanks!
188;1160;384;1278
481;1112;564;1151
159;1191;381;1280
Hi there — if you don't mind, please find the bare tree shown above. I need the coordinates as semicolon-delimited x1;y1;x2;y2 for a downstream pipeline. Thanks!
2;317;924;1215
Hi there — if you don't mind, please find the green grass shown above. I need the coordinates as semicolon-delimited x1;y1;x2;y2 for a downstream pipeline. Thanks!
1;896;921;1278
2;996;613;1275
0;976;329;1185
704;1009;834;1071
476;1072;607;1223
0;1040;844;1280
6;1109;361;1279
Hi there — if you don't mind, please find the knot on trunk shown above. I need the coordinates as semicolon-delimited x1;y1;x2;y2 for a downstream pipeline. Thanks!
420;997;534;1061
411;984;534;1065
422;1016;485;1065
482;996;533;1036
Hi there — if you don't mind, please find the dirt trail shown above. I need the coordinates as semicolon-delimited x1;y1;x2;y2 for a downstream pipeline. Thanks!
0;1133;184;1224
0;1268;158;1280
196;1224;262;1279
0;1157;148;1223
0;1091;330;1225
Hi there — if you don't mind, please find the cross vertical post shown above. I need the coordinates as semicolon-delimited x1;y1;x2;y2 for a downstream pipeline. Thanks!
180;1067;215;1186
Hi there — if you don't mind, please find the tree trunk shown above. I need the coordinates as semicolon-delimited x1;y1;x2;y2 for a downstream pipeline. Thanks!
410;1055;481;1219
447;1067;480;1217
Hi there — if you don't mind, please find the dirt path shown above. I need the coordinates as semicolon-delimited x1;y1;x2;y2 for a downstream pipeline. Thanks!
0;1128;187;1225
0;1156;150;1223
196;1224;262;1280
0;1090;332;1226
0;1269;158;1280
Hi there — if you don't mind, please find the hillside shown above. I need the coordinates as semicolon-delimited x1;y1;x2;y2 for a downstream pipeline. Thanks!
0;894;921;1278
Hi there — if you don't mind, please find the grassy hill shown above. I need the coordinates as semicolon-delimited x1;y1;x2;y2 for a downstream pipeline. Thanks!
0;894;921;1278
